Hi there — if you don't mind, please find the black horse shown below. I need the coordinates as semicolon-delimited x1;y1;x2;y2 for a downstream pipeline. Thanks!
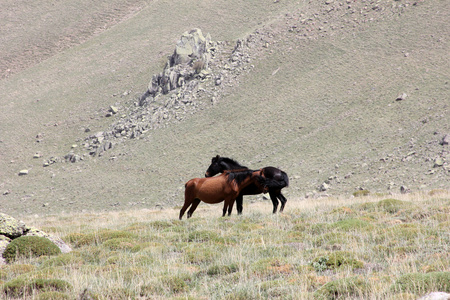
205;155;289;214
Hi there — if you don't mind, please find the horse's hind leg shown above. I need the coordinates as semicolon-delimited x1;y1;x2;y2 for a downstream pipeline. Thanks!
278;193;287;212
236;194;244;215
187;198;201;218
179;201;192;220
180;193;195;220
269;191;279;214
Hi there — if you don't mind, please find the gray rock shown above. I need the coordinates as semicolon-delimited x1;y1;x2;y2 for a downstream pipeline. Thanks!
319;182;330;191
0;236;10;265
109;106;118;114
25;227;72;253
434;157;444;167
18;170;29;176
441;134;449;145
417;292;450;300
396;93;407;101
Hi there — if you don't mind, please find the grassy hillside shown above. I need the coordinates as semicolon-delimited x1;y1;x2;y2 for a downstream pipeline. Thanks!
1;192;449;298
0;0;449;217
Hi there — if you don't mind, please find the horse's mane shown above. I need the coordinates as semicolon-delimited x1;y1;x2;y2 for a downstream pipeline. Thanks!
225;169;257;186
219;157;248;170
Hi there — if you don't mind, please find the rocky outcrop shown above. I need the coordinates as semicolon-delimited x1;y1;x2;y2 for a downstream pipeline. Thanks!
140;28;212;104
0;213;72;265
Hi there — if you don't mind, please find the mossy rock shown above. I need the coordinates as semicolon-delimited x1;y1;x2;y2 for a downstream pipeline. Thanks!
2;236;61;263
2;278;72;297
391;272;450;293
314;276;369;299
312;251;364;272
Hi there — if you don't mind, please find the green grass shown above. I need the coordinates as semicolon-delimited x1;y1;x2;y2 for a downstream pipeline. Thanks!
1;193;448;299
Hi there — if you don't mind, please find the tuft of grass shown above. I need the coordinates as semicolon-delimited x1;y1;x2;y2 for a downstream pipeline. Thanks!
102;237;141;251
40;252;84;268
206;263;239;276
64;229;137;247
353;190;370;197
391;272;450;294
36;291;70;300
314;276;370;299
331;218;374;231
2;278;72;298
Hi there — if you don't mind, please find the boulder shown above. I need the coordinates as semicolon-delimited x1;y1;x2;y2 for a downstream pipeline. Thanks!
0;213;28;239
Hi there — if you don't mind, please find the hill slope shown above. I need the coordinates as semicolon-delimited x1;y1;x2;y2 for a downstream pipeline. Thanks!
0;0;449;216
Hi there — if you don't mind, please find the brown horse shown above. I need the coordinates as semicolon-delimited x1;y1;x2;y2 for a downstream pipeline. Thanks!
179;169;266;220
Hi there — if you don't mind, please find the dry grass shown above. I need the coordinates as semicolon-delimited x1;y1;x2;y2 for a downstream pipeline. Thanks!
1;191;448;299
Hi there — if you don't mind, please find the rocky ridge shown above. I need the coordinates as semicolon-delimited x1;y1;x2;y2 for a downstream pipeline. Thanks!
48;28;263;163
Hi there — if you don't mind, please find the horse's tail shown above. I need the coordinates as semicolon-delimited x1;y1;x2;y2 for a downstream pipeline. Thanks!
281;171;289;188
261;171;289;190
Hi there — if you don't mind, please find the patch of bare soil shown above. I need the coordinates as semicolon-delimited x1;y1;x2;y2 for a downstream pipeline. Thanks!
0;0;147;80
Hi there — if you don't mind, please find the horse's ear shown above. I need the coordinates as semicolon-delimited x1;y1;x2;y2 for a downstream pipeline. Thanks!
212;155;220;163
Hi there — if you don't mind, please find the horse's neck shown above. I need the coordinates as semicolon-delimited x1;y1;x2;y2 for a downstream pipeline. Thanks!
221;160;247;171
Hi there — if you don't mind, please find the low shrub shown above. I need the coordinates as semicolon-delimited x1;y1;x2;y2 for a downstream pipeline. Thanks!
2;236;61;263
312;251;364;272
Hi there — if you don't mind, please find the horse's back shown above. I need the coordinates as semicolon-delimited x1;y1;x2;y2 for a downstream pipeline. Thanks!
185;175;232;203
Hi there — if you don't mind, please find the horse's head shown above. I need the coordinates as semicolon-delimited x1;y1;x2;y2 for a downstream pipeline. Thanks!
205;155;222;177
